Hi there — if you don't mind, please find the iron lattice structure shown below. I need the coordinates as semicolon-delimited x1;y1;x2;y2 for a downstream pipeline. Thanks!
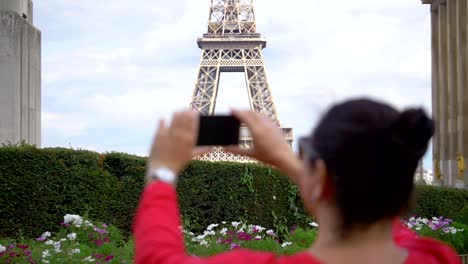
190;0;293;162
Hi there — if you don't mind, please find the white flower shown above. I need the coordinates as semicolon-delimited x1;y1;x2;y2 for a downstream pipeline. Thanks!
266;230;275;236
222;221;226;224
273;196;277;200
232;221;242;228
422;218;429;224
60;238;66;242
203;230;216;236
281;242;293;248
42;249;51;258
42;231;51;238
309;222;319;227
255;235;262;240
199;240;208;247
0;245;6;253
67;233;77;241
45;240;54;245
84;220;94;227
220;228;228;236
451;228;457;234
64;214;83;228
83;256;96;262
53;242;61;253
42;260;50;264
406;223;413;229
70;248;80;254
207;224;219;231
196;235;206;240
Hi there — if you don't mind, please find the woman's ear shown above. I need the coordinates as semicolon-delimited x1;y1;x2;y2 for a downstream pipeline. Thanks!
300;159;328;215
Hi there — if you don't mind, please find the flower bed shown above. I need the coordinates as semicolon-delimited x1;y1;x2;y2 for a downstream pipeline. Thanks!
1;215;467;263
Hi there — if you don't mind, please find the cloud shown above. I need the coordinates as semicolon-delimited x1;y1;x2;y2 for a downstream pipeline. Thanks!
36;0;433;165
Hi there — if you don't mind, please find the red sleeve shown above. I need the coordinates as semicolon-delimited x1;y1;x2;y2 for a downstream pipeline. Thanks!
133;181;278;264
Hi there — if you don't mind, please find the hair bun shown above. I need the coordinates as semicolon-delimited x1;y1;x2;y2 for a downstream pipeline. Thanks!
388;108;435;157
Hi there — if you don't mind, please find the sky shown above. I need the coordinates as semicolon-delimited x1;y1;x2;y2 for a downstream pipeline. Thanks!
35;0;433;166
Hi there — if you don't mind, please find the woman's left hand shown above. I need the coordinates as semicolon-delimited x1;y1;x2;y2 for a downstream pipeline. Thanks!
148;111;210;175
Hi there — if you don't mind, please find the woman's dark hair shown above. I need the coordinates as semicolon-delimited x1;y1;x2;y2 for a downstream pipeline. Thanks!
308;98;434;235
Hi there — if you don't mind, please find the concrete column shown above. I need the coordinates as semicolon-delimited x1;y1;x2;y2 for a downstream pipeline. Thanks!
0;8;41;147
438;4;450;185
432;9;442;185
447;0;459;186
456;0;468;187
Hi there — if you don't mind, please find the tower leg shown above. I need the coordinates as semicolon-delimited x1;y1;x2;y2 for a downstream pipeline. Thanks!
190;66;221;115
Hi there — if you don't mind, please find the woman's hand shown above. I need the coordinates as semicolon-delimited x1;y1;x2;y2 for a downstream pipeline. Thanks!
148;111;209;175
224;110;305;184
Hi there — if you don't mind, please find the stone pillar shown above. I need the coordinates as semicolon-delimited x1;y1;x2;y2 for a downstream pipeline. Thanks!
447;0;459;186
0;2;41;147
432;9;443;186
457;0;468;188
438;4;450;185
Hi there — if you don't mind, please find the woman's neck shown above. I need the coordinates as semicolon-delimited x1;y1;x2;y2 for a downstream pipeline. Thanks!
308;214;407;264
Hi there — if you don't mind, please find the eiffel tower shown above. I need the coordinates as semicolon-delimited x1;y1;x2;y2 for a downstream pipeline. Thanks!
190;0;293;162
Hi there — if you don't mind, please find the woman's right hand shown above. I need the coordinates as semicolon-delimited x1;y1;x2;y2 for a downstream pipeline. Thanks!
224;110;305;185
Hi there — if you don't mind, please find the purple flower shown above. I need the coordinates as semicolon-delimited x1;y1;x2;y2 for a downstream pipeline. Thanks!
36;237;46;242
93;253;104;259
94;227;108;235
102;224;108;228
230;243;240;250
24;250;32;256
60;222;71;227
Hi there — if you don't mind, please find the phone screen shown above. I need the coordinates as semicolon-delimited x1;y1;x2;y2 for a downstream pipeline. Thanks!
197;116;241;146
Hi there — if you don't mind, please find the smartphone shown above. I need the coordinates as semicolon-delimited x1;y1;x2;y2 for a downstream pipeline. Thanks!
197;115;241;146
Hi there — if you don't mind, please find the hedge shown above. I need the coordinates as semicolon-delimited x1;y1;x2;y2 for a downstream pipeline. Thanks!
0;146;467;239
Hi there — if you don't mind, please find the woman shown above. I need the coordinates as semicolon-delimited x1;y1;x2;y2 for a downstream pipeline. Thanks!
134;99;460;264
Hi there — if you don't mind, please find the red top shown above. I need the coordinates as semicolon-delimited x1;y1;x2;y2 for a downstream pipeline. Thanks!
134;181;461;264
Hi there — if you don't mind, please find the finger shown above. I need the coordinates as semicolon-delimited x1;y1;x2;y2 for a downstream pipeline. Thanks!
170;112;198;146
150;119;167;155
224;145;256;158
192;147;214;157
231;109;261;133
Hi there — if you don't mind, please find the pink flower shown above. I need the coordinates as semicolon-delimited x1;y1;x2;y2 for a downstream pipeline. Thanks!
17;244;29;250
36;237;46;242
94;240;104;246
104;255;114;262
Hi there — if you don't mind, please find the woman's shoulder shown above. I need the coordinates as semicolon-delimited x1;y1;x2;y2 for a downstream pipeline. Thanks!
399;236;461;264
392;221;461;264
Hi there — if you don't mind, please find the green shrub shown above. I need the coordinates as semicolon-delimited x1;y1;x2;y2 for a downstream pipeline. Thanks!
1;145;468;240
457;206;468;226
413;185;468;222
